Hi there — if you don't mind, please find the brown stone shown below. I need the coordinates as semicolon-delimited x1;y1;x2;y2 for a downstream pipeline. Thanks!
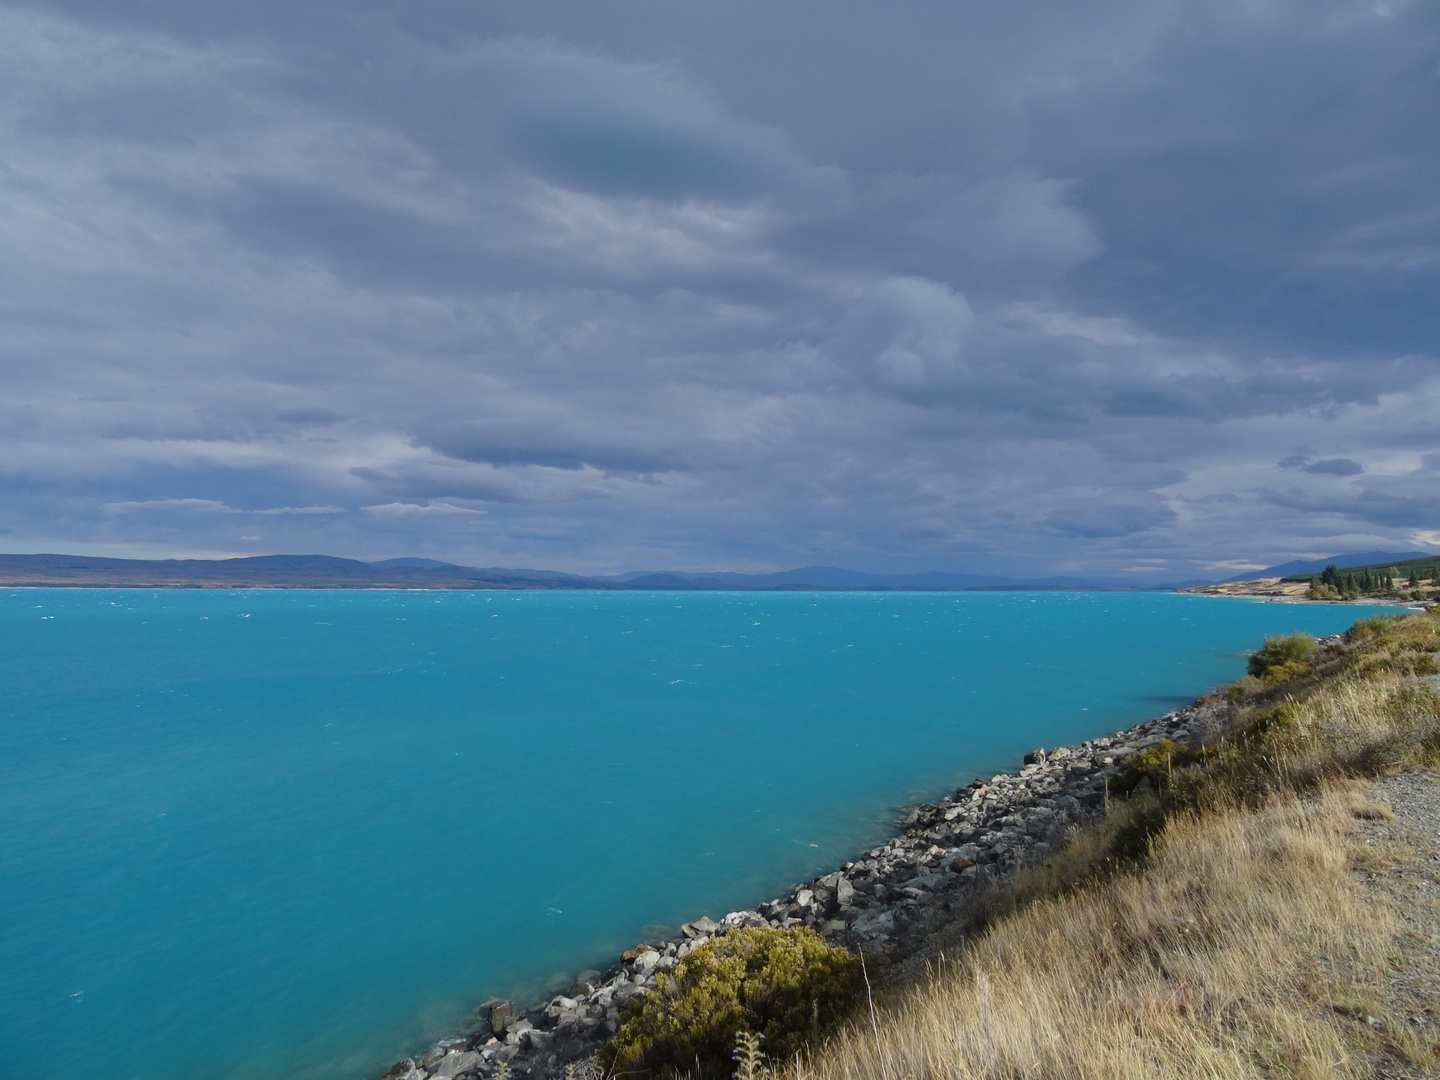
488;1000;515;1035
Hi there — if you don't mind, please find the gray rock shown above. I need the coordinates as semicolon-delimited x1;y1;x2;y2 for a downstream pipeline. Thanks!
612;983;642;1005
569;970;603;994
521;1029;553;1053
851;909;896;938
681;916;720;938
722;909;767;928
430;1051;480;1079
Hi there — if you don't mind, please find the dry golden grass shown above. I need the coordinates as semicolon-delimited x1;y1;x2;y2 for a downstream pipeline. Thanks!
1279;675;1440;782
783;613;1440;1080
799;793;1393;1080
1337;784;1394;822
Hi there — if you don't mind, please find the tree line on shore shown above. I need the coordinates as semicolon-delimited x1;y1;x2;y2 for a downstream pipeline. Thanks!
1302;562;1439;601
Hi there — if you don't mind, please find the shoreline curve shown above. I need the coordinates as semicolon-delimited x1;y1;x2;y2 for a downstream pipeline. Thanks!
370;634;1337;1080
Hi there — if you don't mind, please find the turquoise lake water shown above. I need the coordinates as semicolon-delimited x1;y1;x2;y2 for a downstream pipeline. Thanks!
0;589;1397;1080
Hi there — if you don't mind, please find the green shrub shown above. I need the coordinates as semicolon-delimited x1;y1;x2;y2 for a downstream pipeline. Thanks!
1260;659;1311;684
599;927;862;1079
1343;614;1404;644
1243;702;1303;744
1353;646;1440;680
1246;632;1316;679
1109;739;1196;798
1106;793;1168;861
1127;706;1304;825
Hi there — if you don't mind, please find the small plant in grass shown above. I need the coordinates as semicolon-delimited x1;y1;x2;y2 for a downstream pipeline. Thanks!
1226;675;1265;699
1106;792;1169;860
599;927;861;1079
1109;738;1196;798
1247;632;1316;681
732;1031;768;1080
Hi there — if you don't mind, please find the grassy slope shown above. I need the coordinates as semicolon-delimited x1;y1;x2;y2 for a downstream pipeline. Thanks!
792;611;1440;1080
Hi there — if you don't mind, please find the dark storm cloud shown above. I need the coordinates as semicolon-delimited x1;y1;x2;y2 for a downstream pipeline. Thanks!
1278;450;1318;469
1028;0;1440;356
0;0;1437;572
420;418;686;474
1260;467;1440;531
1044;493;1178;540
1304;458;1365;477
443;39;845;203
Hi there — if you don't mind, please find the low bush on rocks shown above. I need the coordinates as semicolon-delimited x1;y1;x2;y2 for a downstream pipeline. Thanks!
1246;631;1316;681
598;927;860;1079
1108;738;1196;798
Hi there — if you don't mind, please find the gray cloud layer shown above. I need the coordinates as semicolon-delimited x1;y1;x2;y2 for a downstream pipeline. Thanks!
1;0;1437;574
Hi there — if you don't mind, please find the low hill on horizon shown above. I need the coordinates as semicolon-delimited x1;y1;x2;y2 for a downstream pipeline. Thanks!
0;553;1209;591
0;552;567;590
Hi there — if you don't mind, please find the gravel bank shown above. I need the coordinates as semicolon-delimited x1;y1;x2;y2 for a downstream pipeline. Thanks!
375;637;1353;1080
1356;767;1440;1078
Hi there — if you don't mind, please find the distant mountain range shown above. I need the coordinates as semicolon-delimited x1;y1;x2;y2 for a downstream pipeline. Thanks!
0;549;1429;591
0;553;606;590
596;565;1215;590
0;553;1200;591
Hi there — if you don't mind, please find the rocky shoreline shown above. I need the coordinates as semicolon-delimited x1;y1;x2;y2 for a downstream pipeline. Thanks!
373;650;1294;1080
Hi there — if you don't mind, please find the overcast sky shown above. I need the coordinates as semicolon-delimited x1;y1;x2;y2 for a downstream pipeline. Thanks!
1;0;1437;576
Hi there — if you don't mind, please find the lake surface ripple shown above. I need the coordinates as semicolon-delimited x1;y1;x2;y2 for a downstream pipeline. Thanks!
0;589;1394;1080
